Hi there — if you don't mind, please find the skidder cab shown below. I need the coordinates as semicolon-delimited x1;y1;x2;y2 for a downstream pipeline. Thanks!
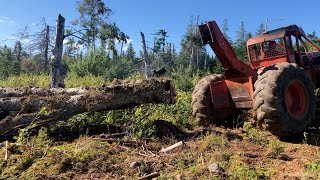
247;24;320;74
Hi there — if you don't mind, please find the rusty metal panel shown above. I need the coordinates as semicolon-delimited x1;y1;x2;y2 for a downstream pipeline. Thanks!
199;21;258;79
210;80;233;109
225;77;254;108
209;77;254;109
250;57;287;68
235;101;253;108
247;31;286;46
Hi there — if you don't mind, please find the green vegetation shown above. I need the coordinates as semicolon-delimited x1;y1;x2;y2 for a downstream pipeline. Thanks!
1;0;320;179
305;161;320;179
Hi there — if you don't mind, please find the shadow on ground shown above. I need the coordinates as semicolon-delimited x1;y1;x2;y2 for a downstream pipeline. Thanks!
280;126;320;146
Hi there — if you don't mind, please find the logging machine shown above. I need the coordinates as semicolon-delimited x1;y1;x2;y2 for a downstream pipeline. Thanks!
192;21;320;136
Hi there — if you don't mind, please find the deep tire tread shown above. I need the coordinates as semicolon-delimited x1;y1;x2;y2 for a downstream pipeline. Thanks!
192;74;225;126
253;62;316;137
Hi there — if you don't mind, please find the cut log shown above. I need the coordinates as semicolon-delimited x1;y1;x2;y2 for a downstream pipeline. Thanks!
0;78;176;135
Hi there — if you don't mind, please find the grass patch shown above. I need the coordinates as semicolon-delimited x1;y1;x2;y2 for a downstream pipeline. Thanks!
0;73;105;88
305;161;320;179
243;121;269;147
229;155;268;180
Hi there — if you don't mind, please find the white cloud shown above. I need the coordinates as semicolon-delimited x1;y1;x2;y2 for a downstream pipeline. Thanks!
122;46;129;52
114;38;133;53
127;38;133;44
63;39;69;45
75;44;84;49
115;38;133;44
21;38;30;44
63;39;84;50
0;16;15;25
8;20;15;25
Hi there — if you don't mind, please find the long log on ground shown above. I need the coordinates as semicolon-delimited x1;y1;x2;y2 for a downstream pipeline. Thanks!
0;78;176;135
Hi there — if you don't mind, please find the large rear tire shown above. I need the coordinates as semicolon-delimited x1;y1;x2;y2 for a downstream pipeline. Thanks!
253;62;315;137
192;74;233;126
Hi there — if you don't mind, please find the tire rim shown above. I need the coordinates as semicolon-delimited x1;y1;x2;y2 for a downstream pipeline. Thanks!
285;80;308;119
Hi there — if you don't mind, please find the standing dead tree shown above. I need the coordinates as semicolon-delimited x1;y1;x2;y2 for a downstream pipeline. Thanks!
13;41;22;63
44;25;50;72
14;18;55;72
51;14;65;88
0;78;176;135
141;32;152;78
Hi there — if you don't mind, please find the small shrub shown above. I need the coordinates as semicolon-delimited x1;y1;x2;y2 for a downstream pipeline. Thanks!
189;164;201;175
268;140;284;156
243;121;269;146
199;133;229;152
305;161;320;179
0;73;50;87
18;156;34;171
229;155;268;179
171;71;200;92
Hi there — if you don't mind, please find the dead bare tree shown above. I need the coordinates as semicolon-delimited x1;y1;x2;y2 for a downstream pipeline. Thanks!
44;25;50;72
15;18;55;72
141;32;151;78
13;41;22;62
51;14;65;88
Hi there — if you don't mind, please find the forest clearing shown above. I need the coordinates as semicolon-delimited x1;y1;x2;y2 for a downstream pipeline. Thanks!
1;0;320;179
1;75;320;179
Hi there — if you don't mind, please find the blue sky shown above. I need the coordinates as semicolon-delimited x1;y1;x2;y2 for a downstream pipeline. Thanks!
1;0;320;52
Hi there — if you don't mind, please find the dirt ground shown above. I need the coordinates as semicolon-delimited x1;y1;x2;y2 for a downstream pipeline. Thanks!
1;119;320;180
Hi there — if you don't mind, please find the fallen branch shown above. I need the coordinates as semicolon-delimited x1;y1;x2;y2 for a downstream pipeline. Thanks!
159;141;184;153
138;172;160;180
135;152;157;158
92;133;127;139
90;138;139;147
4;141;8;161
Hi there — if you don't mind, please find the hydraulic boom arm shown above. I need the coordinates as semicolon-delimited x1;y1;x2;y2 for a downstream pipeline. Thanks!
198;21;257;79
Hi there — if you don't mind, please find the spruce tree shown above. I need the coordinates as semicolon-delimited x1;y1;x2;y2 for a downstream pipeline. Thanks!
234;21;249;63
256;23;265;36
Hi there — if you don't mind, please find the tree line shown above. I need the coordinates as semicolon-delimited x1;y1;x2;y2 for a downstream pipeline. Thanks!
1;0;320;82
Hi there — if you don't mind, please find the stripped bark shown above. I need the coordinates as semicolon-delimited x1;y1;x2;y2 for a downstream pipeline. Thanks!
0;78;176;135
